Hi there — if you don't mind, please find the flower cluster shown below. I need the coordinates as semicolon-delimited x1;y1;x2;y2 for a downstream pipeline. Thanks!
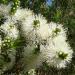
0;4;19;73
17;9;73;69
0;3;73;74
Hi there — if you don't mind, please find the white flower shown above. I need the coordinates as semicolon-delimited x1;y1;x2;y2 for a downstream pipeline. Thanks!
35;15;50;40
12;8;34;22
37;22;73;68
48;22;67;39
0;19;19;40
40;33;73;68
21;14;50;45
28;69;36;75
22;44;44;72
52;39;73;68
0;3;11;17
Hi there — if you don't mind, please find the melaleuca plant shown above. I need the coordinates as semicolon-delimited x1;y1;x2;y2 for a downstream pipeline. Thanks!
0;0;74;75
